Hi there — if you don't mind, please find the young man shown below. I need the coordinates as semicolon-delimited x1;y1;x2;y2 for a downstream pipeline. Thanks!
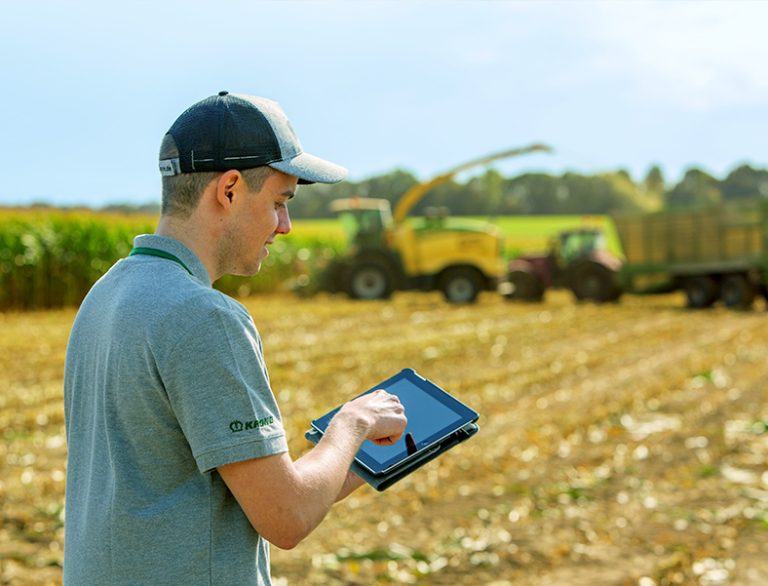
63;91;408;585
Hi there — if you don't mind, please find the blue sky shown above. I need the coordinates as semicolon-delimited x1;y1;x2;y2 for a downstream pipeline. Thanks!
2;0;767;207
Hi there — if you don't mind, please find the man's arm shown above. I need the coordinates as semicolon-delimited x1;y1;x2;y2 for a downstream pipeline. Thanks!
335;470;366;502
218;390;406;550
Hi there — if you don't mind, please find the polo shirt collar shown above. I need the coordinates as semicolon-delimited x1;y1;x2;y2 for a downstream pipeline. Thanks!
132;234;212;287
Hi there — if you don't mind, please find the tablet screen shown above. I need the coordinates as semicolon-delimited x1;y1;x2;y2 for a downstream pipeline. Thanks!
361;377;462;466
311;369;478;474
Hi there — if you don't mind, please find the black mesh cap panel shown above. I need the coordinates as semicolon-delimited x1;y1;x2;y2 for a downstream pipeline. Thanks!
168;94;282;173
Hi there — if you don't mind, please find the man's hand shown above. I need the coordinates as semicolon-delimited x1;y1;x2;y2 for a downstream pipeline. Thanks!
336;389;407;446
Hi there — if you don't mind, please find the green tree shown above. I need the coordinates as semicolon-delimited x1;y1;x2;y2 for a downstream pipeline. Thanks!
357;169;419;209
505;173;561;214
665;168;721;208
559;172;646;214
409;178;465;216
644;164;665;194
720;164;768;200
466;169;504;216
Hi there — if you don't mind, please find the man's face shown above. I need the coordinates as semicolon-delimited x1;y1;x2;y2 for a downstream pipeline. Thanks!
221;169;296;276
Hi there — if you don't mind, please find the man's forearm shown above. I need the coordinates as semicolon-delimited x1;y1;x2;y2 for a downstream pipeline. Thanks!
220;391;405;549
336;470;366;501
292;411;369;526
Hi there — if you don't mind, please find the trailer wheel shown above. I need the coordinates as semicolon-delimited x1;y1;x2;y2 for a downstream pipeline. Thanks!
505;270;545;302
568;262;621;303
684;276;719;309
438;267;483;304
345;262;393;300
720;274;756;310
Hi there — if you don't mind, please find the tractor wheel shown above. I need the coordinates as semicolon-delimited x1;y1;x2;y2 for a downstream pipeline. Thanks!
505;270;545;302
345;262;393;300
438;267;483;304
720;274;756;310
568;262;621;303
684;276;719;309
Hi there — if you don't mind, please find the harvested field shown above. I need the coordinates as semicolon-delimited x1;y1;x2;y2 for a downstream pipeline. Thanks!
1;290;767;585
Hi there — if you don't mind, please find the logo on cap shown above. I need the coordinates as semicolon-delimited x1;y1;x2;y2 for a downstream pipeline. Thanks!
159;158;181;177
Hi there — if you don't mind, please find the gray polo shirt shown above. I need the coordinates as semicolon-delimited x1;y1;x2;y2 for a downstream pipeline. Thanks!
63;234;288;586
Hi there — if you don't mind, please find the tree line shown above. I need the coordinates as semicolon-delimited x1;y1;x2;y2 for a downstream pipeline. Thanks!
284;163;768;219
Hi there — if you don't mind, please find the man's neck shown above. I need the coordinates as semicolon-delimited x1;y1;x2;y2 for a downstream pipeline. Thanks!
155;215;218;282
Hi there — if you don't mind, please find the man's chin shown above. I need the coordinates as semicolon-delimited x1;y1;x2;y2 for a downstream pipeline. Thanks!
229;261;263;278
246;263;263;276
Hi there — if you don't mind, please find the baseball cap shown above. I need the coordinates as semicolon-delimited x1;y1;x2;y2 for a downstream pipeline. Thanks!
159;91;347;184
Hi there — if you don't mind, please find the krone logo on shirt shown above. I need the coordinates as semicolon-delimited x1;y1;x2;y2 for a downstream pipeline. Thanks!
229;416;274;433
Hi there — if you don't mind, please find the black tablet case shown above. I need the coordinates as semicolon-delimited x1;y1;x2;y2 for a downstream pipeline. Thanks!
305;421;479;492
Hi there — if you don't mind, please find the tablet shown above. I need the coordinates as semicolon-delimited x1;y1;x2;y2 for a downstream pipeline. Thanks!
309;368;479;477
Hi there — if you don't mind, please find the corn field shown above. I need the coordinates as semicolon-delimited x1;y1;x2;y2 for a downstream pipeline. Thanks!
0;210;343;311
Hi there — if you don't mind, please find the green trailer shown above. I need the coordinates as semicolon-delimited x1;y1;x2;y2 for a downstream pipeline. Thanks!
612;202;768;309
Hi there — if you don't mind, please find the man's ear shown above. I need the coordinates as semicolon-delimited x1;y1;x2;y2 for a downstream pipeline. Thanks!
215;170;243;208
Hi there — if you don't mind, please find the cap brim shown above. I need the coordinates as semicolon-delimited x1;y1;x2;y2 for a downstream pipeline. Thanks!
269;152;348;185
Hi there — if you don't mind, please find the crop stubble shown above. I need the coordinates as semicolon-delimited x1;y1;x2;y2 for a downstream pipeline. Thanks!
1;291;767;585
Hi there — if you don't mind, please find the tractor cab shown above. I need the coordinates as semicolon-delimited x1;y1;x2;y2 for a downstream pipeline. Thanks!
554;228;607;265
330;197;393;251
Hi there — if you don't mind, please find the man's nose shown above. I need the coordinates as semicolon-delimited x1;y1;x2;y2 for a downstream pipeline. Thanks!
277;207;292;235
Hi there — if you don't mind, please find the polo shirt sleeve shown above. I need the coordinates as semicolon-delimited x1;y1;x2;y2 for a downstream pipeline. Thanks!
161;305;288;473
